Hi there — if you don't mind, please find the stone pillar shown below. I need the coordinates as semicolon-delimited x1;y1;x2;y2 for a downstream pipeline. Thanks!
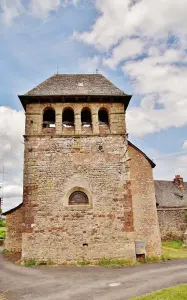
92;113;99;135
75;113;81;135
55;113;62;134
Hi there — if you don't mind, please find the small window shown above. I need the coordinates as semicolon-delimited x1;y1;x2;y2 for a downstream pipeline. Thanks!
69;191;89;205
98;108;109;125
43;108;56;128
81;108;92;127
62;108;74;127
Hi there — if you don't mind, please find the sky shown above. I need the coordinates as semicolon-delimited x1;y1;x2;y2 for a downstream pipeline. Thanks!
1;0;187;212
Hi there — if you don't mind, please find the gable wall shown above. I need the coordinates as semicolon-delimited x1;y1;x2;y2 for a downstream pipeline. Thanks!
128;144;162;256
4;206;23;252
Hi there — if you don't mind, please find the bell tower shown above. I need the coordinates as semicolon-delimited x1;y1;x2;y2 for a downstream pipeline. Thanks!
19;74;136;263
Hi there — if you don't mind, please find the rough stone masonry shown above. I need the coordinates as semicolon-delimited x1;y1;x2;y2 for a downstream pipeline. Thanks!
4;74;161;263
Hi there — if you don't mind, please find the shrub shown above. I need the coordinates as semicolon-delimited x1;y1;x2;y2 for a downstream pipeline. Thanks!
0;227;5;239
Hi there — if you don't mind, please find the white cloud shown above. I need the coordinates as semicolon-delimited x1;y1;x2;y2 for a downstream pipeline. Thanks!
2;185;23;199
182;140;187;150
0;0;24;25
30;0;61;19
0;107;25;212
0;0;78;25
154;150;187;181
79;56;100;73
103;38;144;69
75;0;187;137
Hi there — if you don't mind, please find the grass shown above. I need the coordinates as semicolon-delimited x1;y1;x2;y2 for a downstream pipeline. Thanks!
76;258;136;267
0;227;5;239
2;249;8;254
131;285;187;299
0;294;6;300
23;259;37;267
97;258;135;267
162;241;187;260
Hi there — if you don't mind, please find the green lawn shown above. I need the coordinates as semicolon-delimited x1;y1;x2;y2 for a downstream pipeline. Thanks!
162;241;187;260
131;285;187;299
0;227;5;239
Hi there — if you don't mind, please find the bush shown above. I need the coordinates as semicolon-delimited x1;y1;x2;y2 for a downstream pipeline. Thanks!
0;219;5;228
0;227;5;239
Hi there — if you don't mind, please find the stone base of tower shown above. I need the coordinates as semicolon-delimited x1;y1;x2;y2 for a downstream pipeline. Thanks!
21;233;136;264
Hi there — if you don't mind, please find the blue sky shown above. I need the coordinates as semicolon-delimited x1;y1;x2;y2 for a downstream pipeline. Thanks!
0;0;187;211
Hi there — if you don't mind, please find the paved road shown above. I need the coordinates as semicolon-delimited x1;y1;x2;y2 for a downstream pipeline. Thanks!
0;252;187;300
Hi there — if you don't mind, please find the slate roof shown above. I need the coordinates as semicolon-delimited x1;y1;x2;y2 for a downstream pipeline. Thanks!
19;74;132;110
22;74;129;97
155;180;187;208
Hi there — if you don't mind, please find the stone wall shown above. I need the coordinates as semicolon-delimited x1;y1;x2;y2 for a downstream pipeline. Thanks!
5;205;23;252
157;208;187;240
128;144;162;257
22;102;136;263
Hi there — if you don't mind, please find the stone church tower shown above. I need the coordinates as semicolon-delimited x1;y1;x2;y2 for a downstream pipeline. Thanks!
15;74;161;263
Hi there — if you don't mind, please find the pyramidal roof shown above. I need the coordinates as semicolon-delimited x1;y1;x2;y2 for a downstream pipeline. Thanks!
23;74;128;97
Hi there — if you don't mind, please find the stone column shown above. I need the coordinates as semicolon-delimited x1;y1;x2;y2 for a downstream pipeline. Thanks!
75;113;81;135
92;112;99;135
55;113;62;134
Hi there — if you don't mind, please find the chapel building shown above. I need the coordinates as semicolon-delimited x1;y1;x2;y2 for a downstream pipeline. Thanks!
3;74;161;263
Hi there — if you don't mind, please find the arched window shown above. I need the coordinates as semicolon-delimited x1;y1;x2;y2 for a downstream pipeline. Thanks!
81;108;92;127
43;108;56;128
69;191;89;205
62;108;74;127
98;108;109;125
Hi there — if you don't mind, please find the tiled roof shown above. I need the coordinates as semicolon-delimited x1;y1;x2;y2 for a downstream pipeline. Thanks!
23;74;128;96
128;141;156;168
2;203;23;216
155;180;187;208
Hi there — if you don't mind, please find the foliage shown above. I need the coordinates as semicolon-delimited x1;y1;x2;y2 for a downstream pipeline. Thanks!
162;241;187;260
2;249;8;254
97;258;135;267
145;256;162;263
0;209;5;228
0;219;5;228
0;227;5;239
77;260;92;266
131;285;187;300
162;240;183;249
24;259;37;267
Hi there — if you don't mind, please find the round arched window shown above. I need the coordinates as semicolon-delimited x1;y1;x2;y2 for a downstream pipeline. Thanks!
69;191;89;205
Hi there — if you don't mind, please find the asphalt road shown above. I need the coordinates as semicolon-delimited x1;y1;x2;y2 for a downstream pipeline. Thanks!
1;251;187;300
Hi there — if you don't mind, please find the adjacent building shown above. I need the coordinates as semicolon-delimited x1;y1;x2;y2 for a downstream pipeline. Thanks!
155;175;187;240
